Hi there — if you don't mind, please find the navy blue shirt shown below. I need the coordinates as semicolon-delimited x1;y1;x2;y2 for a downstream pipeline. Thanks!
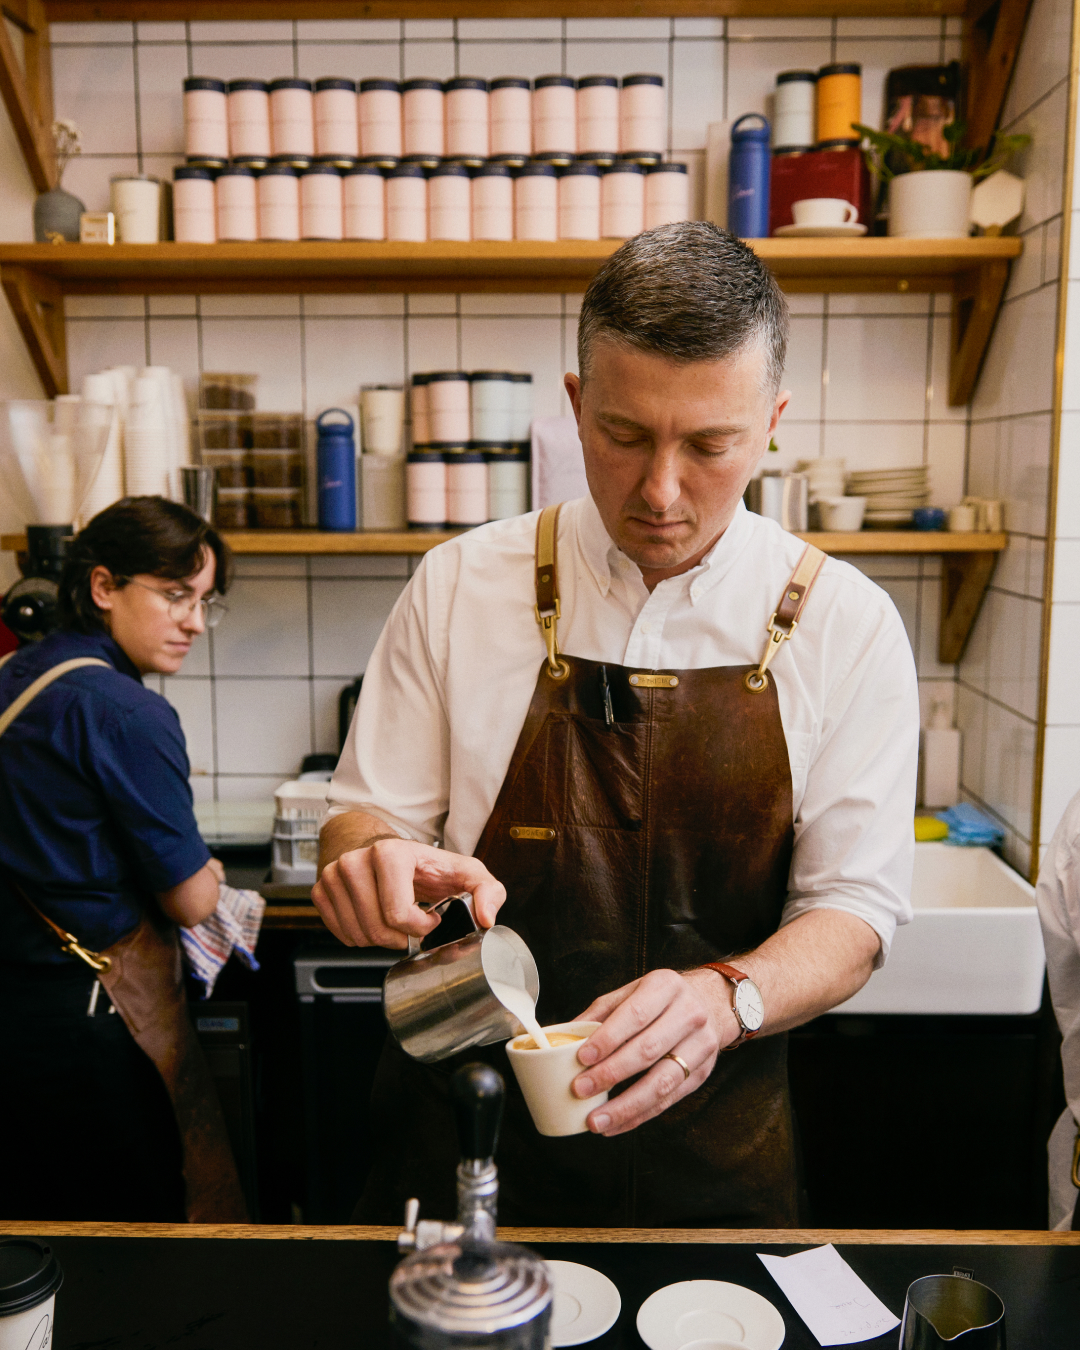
0;628;210;967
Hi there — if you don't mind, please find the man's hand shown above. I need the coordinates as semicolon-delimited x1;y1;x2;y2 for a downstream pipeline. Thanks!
313;826;506;949
570;967;738;1137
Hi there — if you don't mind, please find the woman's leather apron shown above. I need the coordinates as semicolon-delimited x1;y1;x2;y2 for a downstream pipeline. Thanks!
0;654;248;1223
357;507;825;1229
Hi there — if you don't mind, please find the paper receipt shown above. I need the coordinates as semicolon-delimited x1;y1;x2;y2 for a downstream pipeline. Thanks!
757;1244;901;1346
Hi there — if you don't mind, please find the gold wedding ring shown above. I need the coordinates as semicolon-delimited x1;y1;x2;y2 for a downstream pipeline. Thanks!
664;1052;691;1081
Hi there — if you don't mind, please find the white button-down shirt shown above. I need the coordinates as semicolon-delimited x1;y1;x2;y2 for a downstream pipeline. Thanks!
329;496;918;962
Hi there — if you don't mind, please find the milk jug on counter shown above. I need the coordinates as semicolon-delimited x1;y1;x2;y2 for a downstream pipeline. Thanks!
316;408;357;531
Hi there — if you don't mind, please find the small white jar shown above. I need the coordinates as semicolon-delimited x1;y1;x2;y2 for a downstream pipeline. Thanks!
359;79;403;158
514;162;558;241
270;78;315;157
111;174;161;243
300;165;343;240
227;79;271;158
428;162;472;241
386;164;428;241
600;161;645;237
314;77;359;157
172;166;216;243
403;78;444;157
471;162;514;241
411;374;432;446
576;76;619;155
215;165;259;241
407;451;448;529
444;77;489;159
446;450;489;527
620;73;665;155
257;164;300;240
184;77;229;159
644;161;689;229
509;372;533;443
487;447;530;520
772;70;816;153
490;78;531;157
470;372;515;443
427;372;472;444
361;385;406;456
343;164;386;239
533;75;576;155
557;162;601;240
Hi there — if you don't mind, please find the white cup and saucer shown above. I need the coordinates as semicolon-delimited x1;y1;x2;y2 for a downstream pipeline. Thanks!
774;197;867;237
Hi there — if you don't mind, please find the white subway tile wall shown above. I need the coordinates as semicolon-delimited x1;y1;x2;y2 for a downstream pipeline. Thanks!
961;0;1071;877
46;15;1017;806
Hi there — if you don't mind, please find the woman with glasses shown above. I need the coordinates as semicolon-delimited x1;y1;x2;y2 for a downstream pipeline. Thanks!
0;496;246;1223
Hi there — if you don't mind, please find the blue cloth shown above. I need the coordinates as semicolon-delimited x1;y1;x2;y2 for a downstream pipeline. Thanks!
0;628;210;966
935;802;1006;847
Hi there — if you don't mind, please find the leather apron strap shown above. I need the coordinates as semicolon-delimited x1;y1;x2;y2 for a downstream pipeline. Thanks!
745;543;827;693
0;651;249;1222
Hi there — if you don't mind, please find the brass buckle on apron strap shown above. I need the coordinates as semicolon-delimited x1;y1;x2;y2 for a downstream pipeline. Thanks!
535;504;569;680
746;545;827;693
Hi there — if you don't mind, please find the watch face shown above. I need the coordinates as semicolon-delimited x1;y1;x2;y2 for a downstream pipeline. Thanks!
734;978;765;1032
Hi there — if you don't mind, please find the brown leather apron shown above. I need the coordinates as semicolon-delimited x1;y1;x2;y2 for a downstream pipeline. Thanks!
0;653;248;1223
357;508;825;1229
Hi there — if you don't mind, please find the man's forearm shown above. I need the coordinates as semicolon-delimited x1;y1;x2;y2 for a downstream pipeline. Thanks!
686;908;882;1042
318;809;400;876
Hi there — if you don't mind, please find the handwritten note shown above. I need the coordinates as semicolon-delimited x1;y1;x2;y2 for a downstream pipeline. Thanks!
757;1244;900;1346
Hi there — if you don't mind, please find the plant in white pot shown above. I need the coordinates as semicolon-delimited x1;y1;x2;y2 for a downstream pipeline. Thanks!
854;120;1029;239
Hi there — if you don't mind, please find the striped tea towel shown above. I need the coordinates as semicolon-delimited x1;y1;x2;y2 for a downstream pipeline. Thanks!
181;882;266;998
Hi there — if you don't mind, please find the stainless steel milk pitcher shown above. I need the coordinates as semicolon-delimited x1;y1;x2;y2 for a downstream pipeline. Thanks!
900;1275;1006;1350
382;894;540;1064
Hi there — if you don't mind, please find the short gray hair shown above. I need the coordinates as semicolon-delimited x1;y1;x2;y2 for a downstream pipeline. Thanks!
577;222;789;395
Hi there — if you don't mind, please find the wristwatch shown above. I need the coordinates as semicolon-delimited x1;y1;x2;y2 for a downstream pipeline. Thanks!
704;962;764;1047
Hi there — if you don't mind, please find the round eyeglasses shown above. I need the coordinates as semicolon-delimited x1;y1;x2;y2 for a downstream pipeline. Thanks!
123;578;228;628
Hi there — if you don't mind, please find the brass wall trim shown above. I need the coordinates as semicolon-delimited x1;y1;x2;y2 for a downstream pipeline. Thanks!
629;674;680;688
509;826;556;841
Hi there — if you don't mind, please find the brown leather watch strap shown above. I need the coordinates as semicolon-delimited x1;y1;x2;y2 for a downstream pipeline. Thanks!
703;961;759;1046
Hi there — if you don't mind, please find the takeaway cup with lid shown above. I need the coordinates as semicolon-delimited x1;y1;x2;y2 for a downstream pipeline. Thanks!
0;1238;63;1350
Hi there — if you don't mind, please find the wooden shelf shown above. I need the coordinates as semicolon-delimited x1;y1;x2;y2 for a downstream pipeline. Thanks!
0;237;1022;403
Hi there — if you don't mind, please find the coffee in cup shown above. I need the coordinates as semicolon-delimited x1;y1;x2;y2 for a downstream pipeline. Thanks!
791;197;858;227
0;1239;63;1350
507;1020;608;1136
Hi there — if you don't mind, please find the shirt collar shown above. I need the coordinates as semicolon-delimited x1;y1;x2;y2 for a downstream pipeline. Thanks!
54;627;144;682
574;495;756;604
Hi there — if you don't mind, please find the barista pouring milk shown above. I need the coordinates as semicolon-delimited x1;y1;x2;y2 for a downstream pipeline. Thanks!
315;223;919;1227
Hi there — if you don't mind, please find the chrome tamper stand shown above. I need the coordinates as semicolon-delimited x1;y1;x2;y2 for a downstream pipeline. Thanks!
390;1064;552;1350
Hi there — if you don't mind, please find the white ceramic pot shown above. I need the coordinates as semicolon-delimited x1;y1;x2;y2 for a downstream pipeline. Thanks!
888;170;972;238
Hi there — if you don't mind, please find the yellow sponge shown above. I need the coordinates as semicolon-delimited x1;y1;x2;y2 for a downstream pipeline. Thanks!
914;816;949;842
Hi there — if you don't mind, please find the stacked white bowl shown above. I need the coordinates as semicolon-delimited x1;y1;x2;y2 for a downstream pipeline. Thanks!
797;457;846;502
847;465;930;527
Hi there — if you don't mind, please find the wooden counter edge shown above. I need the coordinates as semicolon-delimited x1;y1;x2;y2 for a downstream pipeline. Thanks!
2;1221;1077;1245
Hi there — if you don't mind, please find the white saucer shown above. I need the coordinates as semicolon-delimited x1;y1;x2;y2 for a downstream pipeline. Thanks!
546;1260;622;1346
773;222;867;237
636;1280;785;1350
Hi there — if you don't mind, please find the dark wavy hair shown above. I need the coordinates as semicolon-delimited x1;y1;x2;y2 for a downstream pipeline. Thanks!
58;496;231;634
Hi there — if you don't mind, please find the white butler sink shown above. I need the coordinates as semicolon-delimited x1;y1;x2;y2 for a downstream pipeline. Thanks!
835;842;1045;1016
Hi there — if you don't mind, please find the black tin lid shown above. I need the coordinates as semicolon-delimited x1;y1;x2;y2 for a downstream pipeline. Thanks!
217;164;256;177
508;372;532;382
389;162;426;178
0;1240;63;1317
559;160;600;177
622;73;663;87
228;79;269;93
448;450;487;464
232;154;268;169
360;78;402;93
517;161;557;177
470;371;514;380
408;449;447;460
315;77;357;92
344;161;384;176
534;75;574;89
259;162;299;176
577;151;618;166
489;152;529;168
403;78;444;92
473;161;513;177
411;372;433;384
357;153;399;169
270;153;312;168
777;69;817;84
426;371;469;382
818;62;861;77
301;162;342;175
315;153;357;168
619;150;663;166
185;155;227;169
600;160;644;174
477;443;529;459
184;77;227;94
427;441;470;450
534;150;574;166
445;76;488;92
429;161;471;177
269;77;313;92
577;75;618;89
402;152;441;169
645;161;687;173
174;165;215;180
815;136;861;150
490;77;530;91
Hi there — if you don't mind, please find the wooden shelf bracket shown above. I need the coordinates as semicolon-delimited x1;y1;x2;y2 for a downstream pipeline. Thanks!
940;549;999;663
0;0;56;193
949;255;1010;406
2;264;67;395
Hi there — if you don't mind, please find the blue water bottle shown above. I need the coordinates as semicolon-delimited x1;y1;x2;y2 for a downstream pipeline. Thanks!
316;408;357;532
728;114;771;239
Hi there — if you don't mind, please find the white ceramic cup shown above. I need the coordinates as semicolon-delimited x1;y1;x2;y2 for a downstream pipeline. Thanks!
791;196;858;226
817;495;866;531
949;503;977;531
506;1019;608;1136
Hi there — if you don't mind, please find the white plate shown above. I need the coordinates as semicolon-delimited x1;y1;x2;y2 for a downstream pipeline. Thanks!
864;510;915;526
636;1279;786;1350
546;1260;622;1346
773;222;867;237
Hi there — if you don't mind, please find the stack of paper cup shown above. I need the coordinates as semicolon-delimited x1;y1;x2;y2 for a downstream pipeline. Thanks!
79;373;125;521
124;375;172;497
361;385;405;456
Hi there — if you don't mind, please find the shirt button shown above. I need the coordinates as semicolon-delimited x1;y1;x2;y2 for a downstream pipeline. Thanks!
640;622;652;635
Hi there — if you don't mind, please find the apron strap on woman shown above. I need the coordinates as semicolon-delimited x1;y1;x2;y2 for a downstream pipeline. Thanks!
534;504;569;680
0;657;111;737
745;545;827;693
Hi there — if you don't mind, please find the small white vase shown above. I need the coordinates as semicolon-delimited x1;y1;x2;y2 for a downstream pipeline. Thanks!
888;170;972;238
